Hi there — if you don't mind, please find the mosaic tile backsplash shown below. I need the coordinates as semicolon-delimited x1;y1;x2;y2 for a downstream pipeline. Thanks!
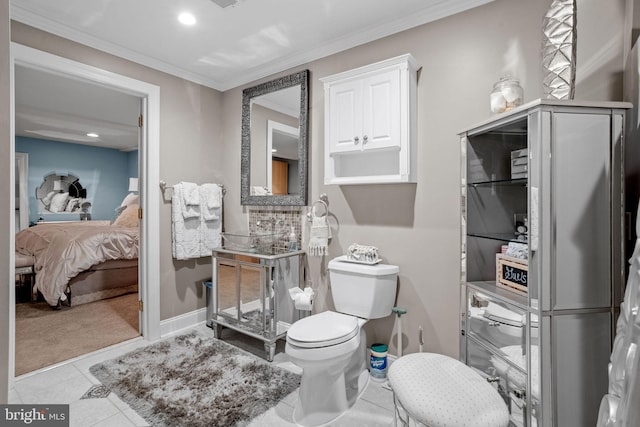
248;208;303;252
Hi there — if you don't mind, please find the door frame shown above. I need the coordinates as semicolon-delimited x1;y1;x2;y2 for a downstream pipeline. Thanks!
9;43;161;385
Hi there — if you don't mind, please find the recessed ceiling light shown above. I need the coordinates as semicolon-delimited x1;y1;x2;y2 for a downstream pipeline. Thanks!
87;132;99;138
272;149;277;153
178;12;196;26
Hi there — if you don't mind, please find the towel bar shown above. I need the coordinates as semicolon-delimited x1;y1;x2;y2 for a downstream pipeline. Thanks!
160;180;226;198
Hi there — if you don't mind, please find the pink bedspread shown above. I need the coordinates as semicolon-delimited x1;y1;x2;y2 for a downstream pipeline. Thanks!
15;222;138;306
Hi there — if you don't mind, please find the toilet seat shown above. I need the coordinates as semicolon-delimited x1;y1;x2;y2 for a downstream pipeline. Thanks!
287;311;359;348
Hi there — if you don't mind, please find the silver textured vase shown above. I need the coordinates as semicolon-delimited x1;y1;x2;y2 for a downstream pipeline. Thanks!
542;0;576;100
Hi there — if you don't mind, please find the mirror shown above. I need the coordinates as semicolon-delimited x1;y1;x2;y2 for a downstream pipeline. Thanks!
36;172;91;216
241;70;309;206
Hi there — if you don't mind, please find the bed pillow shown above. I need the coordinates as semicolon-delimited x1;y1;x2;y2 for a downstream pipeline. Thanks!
49;192;69;212
65;197;81;212
42;190;57;207
113;203;139;227
120;193;139;208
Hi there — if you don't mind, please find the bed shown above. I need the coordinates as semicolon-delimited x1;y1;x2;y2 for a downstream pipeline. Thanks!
15;203;139;308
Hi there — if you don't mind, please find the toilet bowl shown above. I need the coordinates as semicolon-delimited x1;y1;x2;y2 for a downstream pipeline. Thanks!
286;311;369;426
285;258;399;426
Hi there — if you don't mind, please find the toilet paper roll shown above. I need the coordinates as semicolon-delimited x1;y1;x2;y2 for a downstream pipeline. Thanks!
294;292;313;311
289;286;314;311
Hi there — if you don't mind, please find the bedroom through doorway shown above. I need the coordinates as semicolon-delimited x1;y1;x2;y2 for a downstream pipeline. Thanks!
10;43;161;378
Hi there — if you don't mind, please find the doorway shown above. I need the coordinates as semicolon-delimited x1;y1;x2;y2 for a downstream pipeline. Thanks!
9;43;161;384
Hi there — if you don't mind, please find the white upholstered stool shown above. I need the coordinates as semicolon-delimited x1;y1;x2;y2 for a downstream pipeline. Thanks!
387;353;509;427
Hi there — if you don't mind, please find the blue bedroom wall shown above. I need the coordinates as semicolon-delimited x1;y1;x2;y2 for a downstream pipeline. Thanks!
16;136;139;223
127;151;138;181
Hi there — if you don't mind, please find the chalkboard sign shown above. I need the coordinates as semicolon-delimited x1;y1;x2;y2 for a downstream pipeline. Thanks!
496;254;528;294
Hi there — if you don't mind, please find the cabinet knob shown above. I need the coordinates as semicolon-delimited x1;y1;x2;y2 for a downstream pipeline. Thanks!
363;135;368;144
354;136;359;144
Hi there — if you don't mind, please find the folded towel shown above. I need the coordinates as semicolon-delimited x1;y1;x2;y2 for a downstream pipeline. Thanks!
181;182;200;205
199;183;222;256
172;184;201;260
200;183;222;221
200;215;222;257
308;215;330;256
177;182;200;219
251;186;271;196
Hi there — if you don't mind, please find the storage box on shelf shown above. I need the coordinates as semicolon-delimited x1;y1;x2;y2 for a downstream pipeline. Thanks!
495;254;528;294
459;99;629;427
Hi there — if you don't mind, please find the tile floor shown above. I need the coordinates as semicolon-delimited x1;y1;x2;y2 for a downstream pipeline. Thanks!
9;324;397;427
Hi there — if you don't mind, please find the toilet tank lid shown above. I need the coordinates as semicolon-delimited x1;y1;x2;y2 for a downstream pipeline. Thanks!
329;256;399;275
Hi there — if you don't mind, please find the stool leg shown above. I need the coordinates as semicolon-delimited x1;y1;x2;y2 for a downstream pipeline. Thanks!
393;393;409;427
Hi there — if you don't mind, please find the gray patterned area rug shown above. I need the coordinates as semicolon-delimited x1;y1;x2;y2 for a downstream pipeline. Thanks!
89;329;300;426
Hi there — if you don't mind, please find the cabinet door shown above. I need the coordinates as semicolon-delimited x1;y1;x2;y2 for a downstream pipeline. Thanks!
547;312;612;427
362;68;401;150
550;113;611;310
328;79;361;153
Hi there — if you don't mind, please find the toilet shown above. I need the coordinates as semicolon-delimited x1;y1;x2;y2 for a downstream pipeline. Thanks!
285;257;399;426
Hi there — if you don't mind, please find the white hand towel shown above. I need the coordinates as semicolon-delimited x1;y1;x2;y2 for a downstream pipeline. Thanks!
180;181;200;219
308;215;330;256
251;186;270;196
171;183;201;260
182;182;200;205
200;183;222;221
199;183;222;257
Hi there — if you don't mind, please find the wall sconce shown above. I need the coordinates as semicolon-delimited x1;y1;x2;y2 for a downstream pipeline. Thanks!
53;180;64;193
128;177;139;193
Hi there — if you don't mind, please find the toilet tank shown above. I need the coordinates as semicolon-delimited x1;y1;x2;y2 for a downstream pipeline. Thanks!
328;257;399;319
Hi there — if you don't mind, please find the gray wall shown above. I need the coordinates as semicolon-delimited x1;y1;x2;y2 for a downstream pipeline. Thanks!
1;0;632;399
222;0;628;358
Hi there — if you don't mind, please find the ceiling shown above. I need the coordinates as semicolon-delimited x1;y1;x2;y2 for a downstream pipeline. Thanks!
15;65;141;150
11;0;494;150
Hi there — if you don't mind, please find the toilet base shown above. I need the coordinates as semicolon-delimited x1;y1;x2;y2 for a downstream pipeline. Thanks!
293;369;369;427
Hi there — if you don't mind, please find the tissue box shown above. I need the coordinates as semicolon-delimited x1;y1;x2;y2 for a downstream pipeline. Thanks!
496;254;528;294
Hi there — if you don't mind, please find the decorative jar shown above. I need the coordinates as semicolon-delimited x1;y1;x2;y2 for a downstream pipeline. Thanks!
490;77;523;113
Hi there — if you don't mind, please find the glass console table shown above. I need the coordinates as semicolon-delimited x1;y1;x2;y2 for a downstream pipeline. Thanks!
210;247;306;361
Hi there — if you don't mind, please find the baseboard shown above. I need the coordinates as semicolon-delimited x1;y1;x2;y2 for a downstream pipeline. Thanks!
160;307;207;338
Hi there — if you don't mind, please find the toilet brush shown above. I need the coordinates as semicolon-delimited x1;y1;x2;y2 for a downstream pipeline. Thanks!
392;307;407;357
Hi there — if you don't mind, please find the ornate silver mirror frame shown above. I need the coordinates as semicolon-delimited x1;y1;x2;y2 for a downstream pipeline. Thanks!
241;69;309;206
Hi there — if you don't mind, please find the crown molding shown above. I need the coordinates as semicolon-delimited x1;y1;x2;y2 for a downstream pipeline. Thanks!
11;0;493;92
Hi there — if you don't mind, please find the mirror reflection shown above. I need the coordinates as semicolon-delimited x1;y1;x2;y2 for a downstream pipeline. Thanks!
36;172;91;216
241;70;308;206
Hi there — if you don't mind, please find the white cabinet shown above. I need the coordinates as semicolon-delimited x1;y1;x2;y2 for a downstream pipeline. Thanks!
322;54;418;184
459;100;630;427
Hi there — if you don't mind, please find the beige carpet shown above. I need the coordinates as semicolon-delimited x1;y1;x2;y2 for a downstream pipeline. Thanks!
15;293;140;376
